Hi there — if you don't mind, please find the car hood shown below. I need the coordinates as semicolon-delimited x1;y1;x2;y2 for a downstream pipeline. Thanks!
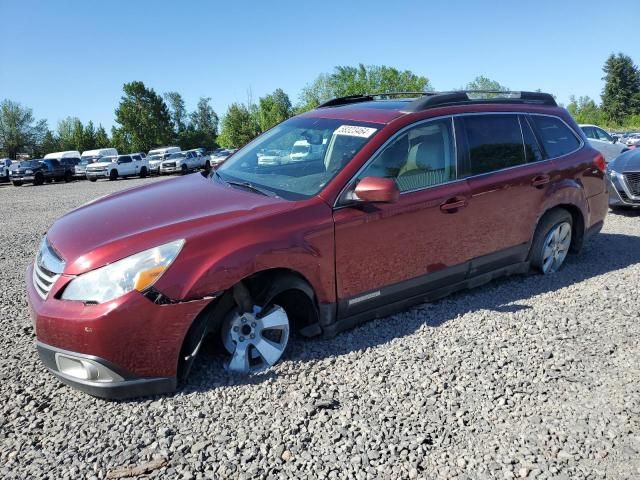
87;161;115;168
46;174;288;274
610;149;640;171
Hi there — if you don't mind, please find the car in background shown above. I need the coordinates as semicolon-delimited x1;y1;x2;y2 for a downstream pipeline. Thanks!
0;158;13;182
159;151;201;175
624;133;640;147
43;150;81;160
147;147;181;174
184;148;209;170
257;149;286;166
11;159;68;186
86;154;149;181
209;148;237;168
580;124;628;163
76;149;119;178
606;148;640;210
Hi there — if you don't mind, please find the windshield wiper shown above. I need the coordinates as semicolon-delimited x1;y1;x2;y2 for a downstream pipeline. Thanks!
226;180;277;197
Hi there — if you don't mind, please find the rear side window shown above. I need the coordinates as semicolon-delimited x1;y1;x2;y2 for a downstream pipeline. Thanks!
460;115;525;176
531;115;581;158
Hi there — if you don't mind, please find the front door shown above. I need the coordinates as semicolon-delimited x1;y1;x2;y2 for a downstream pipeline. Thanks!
333;117;475;317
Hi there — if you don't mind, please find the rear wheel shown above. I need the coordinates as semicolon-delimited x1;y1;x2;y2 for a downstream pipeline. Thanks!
204;160;211;171
64;170;73;182
181;164;188;175
139;167;148;178
531;209;573;274
34;173;44;186
109;169;118;181
12;181;23;187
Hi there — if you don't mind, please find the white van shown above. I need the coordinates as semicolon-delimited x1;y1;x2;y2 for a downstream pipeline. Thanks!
44;150;81;160
148;146;181;174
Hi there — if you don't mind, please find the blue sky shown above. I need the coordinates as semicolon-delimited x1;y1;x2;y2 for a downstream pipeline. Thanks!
1;0;638;131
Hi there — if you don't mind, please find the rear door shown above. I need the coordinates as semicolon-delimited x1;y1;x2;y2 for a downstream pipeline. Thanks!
456;114;553;276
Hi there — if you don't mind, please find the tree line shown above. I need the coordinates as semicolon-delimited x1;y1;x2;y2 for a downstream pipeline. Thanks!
1;55;639;159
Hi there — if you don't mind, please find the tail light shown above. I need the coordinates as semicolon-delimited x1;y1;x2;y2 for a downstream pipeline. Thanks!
594;153;606;173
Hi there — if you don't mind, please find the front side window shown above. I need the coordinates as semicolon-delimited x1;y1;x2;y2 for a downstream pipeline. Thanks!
119;156;132;163
594;127;613;142
218;117;380;199
581;126;596;139
358;118;455;192
531;115;581;158
460;115;526;176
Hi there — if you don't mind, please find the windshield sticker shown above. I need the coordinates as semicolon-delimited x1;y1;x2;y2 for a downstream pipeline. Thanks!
334;125;378;138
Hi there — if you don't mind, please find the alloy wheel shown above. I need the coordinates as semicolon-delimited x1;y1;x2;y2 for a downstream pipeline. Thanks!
541;221;571;274
221;305;289;374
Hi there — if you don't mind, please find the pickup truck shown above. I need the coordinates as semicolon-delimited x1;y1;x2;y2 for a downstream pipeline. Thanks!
0;158;13;182
11;159;70;186
159;151;202;175
86;154;149;181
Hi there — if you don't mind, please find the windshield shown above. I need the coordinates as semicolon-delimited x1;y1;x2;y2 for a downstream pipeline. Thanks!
167;153;185;159
20;160;42;168
148;154;163;161
217;117;380;199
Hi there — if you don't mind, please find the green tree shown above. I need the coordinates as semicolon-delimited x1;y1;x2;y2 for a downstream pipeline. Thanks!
164;91;186;135
566;96;605;125
57;116;85;151
82;120;97;152
258;88;292;131
217;103;260;148
113;81;173;153
95;125;110;148
601;53;640;124
0;99;48;158
298;64;431;112
464;76;509;92
182;97;219;150
34;129;59;157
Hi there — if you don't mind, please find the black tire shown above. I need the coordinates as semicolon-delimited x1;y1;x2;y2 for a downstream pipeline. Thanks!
12;181;23;187
89;177;97;182
64;170;72;182
109;169;118;181
181;164;188;175
204;160;211;171
530;209;573;275
139;167;148;178
33;173;45;186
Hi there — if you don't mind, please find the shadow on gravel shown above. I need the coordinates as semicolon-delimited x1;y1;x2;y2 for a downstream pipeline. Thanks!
609;208;640;218
180;232;640;394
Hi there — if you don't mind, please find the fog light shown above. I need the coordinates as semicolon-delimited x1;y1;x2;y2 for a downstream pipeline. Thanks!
55;353;124;383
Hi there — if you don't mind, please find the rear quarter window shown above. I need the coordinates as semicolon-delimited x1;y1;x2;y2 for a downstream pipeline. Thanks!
531;115;581;158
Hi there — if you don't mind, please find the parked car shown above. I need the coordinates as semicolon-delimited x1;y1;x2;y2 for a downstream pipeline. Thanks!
185;148;210;170
147;147;181;174
85;154;149;181
11;159;69;186
606;148;640;210
26;90;608;399
625;134;640;147
209;148;237;168
76;149;119;178
579;124;628;163
0;158;13;182
159;151;200;175
43;150;81;160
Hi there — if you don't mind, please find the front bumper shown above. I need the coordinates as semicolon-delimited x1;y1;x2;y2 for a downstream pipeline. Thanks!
26;264;214;398
12;175;34;182
86;170;108;179
160;166;181;174
607;173;640;207
37;341;176;399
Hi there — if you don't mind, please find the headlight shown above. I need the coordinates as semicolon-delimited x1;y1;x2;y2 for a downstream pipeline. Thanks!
25;169;33;174
61;239;185;303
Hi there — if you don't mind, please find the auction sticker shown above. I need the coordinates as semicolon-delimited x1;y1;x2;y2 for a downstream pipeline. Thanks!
334;125;378;138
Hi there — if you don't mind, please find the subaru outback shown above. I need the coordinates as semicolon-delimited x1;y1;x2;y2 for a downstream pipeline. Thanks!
26;91;607;399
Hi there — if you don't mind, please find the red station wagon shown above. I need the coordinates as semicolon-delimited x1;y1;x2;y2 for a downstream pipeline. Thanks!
27;91;608;398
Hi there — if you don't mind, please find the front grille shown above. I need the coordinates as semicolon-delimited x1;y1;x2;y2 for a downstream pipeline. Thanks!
162;162;176;168
33;239;64;299
623;172;640;196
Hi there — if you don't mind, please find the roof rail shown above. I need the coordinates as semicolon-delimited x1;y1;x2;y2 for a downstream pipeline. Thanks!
317;91;437;108
402;90;557;112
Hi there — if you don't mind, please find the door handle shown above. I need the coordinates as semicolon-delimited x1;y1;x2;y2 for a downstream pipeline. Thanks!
440;197;467;213
531;174;550;188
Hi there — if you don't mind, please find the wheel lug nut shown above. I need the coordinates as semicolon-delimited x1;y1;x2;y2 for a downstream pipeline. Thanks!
233;327;239;332
241;318;246;323
251;322;256;327
239;336;245;341
250;334;255;339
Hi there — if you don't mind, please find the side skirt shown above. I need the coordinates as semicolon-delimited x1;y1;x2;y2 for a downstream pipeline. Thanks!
320;261;530;339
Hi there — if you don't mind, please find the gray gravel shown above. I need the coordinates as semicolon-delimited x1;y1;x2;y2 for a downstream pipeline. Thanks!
1;177;639;479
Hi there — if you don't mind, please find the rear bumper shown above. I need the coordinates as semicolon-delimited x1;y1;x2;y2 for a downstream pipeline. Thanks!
37;341;176;400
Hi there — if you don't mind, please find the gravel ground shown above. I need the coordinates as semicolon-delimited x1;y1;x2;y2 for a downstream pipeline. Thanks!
1;177;639;480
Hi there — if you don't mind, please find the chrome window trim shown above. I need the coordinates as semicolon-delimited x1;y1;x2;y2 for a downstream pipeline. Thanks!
333;111;585;208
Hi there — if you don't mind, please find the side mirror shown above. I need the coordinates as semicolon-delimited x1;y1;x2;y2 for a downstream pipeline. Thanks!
354;176;400;203
612;136;618;144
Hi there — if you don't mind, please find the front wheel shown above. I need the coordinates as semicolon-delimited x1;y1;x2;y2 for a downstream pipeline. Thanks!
531;210;573;274
12;181;23;187
181;164;188;175
34;173;45;186
109;169;118;181
89;177;97;182
221;305;290;374
139;167;148;178
64;170;73;182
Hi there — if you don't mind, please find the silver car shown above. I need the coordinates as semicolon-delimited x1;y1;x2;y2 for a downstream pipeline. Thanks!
580;124;628;163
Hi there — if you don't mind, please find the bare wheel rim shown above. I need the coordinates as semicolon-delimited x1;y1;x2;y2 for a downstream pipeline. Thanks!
541;221;571;274
221;305;289;374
